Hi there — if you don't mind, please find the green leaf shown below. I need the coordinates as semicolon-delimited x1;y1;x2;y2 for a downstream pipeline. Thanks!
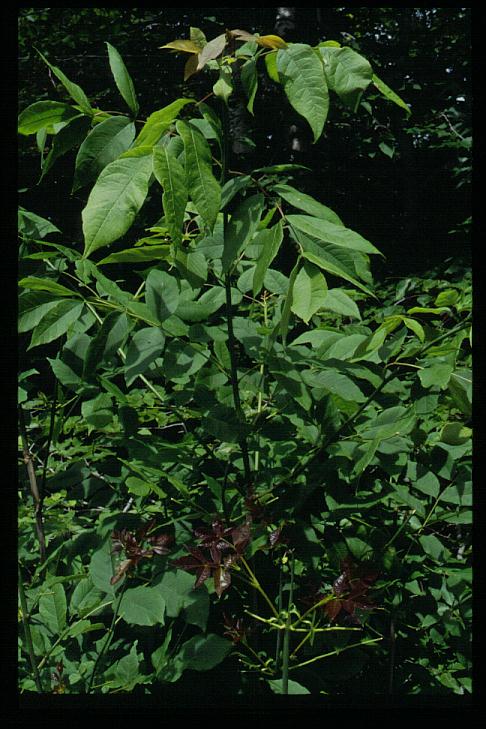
119;586;165;626
372;73;411;115
83;311;128;378
268;678;310;695
252;221;284;295
448;369;472;417
19;292;61;333
273;183;343;225
89;542;117;595
98;245;171;265
36;49;93;116
176;286;226;321
145;269;180;323
106;42;139;117
418;361;454;390
81;393;114;429
73;116;135;192
82;152;153;257
18;208;61;239
222;194;264;273
124;327;166;385
38;583;67;635
320;46;373;111
287;214;381;255
321;288;361;319
358;406;416;440
176;120;221;230
19;276;79;299
301;368;365;402
241;58;258;114
29;300;85;348
277;43;329;142
293;228;375;296
18;101;79;135
418;534;449;562
154;570;209;630
40;115;91;181
265;50;280;82
70;577;105;617
202;404;251;443
291;260;328;323
213;65;233;104
133;98;194;148
280;259;301;344
440;422;472;446
153;146;188;246
178;633;231;671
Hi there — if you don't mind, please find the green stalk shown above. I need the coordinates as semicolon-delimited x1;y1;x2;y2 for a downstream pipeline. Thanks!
281;553;295;695
18;565;43;693
87;582;126;693
220;99;252;488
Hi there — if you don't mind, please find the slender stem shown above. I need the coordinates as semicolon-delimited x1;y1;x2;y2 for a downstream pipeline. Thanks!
220;98;252;489
388;617;396;694
274;567;283;670
281;553;295;695
289;637;382;671
239;556;279;618
87;583;126;693
18;565;43;692
19;406;46;563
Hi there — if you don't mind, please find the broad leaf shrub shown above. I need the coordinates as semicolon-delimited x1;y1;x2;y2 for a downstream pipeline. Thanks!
18;29;471;696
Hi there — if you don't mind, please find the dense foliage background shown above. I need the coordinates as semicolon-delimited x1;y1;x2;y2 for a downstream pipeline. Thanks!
18;8;472;701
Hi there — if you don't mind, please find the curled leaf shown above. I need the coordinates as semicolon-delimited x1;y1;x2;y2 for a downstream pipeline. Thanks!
256;34;288;49
159;39;201;54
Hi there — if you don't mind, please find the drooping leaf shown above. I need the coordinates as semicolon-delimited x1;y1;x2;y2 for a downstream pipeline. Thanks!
272;183;343;226
40;115;91;181
106;42;139;117
372;73;411;115
133;98;194;148
176;120;221;230
19;276;79;299
124;327;166;385
196;33;227;71
213;65;233;105
152;146;188;245
291;260;328;323
222;194;264;273
320;46;373;111
73;115;135;192
98;245;170;265
277;43;329;142
18;101;79;135
159;39;202;54
256;34;288;49
38;583;67;635
252;221;284;295
287;214;381;255
82;151;153;257
145;269;180;323
241;58;258;114
29;300;85;348
292;228;375;296
321;288;361;319
36;49;93;116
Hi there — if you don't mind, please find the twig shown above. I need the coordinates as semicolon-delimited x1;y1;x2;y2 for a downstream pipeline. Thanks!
18;564;44;692
19;406;46;563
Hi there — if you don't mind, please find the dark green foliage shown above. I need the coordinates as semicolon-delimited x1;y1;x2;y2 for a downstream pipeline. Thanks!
18;16;471;697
